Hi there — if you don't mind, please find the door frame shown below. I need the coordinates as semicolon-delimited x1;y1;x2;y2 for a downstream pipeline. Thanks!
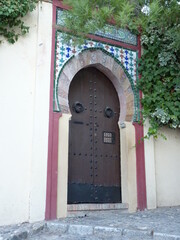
45;0;146;220
54;50;140;217
57;114;137;218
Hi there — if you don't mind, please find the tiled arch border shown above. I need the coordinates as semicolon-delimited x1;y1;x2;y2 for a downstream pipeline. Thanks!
56;47;139;122
45;0;147;220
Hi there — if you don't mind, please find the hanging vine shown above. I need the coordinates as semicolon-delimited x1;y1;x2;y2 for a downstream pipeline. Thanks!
0;0;37;44
138;23;180;139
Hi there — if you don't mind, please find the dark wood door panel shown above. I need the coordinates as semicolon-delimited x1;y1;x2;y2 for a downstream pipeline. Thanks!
68;67;121;204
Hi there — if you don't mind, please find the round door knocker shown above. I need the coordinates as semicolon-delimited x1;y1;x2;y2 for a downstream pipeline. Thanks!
104;107;114;118
72;101;84;113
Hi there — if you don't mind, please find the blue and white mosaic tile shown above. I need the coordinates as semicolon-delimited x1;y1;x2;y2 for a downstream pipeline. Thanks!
54;31;138;114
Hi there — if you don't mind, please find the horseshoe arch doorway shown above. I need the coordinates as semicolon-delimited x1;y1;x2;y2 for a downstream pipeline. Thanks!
68;67;121;204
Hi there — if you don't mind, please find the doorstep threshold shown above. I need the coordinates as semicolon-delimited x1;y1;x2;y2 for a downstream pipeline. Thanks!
67;203;128;211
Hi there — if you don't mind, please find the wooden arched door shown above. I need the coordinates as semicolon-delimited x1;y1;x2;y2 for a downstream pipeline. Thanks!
68;67;121;203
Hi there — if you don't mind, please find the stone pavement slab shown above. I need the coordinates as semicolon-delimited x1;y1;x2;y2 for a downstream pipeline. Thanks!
0;206;180;240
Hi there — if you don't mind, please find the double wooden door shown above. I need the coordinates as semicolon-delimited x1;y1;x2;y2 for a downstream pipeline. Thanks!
68;67;121;204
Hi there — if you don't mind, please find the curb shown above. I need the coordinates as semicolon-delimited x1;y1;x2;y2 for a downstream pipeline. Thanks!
153;232;180;240
64;223;180;240
57;223;180;240
2;222;180;240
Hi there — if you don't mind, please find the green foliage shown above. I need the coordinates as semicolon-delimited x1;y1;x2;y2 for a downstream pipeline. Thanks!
138;1;180;139
62;0;143;40
0;0;37;44
62;0;180;138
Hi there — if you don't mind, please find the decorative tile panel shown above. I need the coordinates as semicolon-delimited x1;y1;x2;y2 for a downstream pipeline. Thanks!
55;32;137;82
94;25;137;46
54;9;140;121
54;31;139;120
56;8;137;46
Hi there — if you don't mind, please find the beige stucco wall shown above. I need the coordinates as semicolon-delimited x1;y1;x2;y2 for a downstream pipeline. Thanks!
120;122;137;212
144;124;180;209
57;114;71;218
155;127;180;207
144;121;157;209
0;2;52;225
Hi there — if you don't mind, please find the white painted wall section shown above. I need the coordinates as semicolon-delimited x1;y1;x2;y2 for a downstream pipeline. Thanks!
155;128;180;207
144;125;180;208
0;8;38;226
144;121;157;209
120;122;137;212
0;2;52;225
29;2;52;222
57;114;71;218
126;123;137;212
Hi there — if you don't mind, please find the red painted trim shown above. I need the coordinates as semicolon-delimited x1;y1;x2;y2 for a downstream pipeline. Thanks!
45;3;62;220
84;34;138;51
50;112;62;218
133;123;147;210
133;35;147;210
53;0;70;9
45;112;61;220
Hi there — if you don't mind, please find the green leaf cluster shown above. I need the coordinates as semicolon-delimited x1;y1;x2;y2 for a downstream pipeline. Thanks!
138;1;180;139
0;0;37;43
62;0;144;38
62;0;180;139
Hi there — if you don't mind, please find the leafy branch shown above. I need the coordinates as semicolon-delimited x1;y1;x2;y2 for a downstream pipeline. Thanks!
62;0;180;139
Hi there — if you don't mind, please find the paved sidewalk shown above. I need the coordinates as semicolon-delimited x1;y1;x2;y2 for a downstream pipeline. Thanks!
0;206;180;240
